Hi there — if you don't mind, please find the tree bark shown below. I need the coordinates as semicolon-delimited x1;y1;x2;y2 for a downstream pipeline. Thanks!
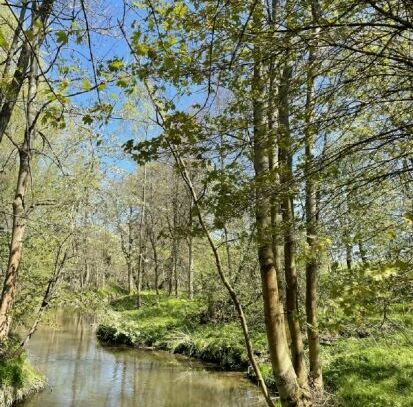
304;0;323;391
0;2;28;106
278;57;307;389
136;165;147;308
0;27;39;338
149;231;160;295
252;3;310;405
170;146;276;407
267;0;285;308
0;0;54;145
346;244;353;271
188;197;194;299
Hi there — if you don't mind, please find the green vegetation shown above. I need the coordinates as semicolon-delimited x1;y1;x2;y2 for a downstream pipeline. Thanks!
97;292;413;406
98;293;262;372
323;328;413;407
0;1;412;406
0;353;40;389
0;338;44;405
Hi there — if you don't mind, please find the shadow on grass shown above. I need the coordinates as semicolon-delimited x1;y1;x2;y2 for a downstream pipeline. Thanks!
325;341;413;407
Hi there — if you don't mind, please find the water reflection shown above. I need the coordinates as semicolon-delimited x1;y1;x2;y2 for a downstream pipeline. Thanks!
20;311;265;407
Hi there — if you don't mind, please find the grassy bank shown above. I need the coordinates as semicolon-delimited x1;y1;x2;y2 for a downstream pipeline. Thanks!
97;292;412;406
0;342;44;407
97;293;273;383
323;328;413;406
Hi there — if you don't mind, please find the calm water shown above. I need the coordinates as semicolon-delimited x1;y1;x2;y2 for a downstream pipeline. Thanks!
20;311;265;407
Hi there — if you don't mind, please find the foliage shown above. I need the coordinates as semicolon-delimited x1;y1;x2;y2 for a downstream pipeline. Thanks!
0;337;42;388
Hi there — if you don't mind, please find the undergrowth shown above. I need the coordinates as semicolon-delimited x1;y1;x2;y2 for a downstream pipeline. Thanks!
97;291;412;406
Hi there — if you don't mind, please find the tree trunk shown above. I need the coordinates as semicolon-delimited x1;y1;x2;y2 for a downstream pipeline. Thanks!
346;244;353;271
127;260;134;293
0;149;30;339
188;198;194;300
136;165;147;308
173;242;179;297
267;0;285;308
0;2;28;106
150;233;160;295
0;32;39;338
278;57;307;388
304;0;323;391
0;0;54;145
252;3;309;405
358;241;368;265
169;146;276;407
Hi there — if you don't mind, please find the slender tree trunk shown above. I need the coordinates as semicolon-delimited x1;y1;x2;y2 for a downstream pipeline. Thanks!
127;207;135;293
252;3;309;405
170;146;275;407
267;0;285;308
358;241;368;265
346;244;353;271
150;233;160;295
0;30;39;338
0;2;28;106
188;197;194;299
173;175;179;297
0;0;54;145
137;165;147;308
278;55;308;388
173;244;178;297
127;259;133;293
223;226;233;278
84;261;90;287
282;193;307;386
0;149;30;339
168;248;174;296
304;0;323;391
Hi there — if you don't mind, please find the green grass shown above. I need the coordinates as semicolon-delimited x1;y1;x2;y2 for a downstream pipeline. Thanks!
0;355;41;388
97;292;413;405
0;340;42;389
98;292;269;373
323;330;413;407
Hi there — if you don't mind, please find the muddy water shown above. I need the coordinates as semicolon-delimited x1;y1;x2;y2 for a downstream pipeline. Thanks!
20;311;265;407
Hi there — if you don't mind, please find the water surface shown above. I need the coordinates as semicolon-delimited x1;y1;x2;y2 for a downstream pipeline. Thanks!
20;311;265;407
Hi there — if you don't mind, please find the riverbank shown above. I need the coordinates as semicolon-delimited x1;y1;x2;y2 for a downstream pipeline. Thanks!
96;293;276;386
97;292;413;407
0;346;44;407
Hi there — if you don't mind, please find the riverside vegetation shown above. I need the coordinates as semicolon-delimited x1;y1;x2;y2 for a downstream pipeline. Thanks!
0;339;44;407
0;1;412;406
93;288;412;407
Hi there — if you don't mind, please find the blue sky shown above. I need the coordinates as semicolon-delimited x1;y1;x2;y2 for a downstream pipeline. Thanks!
50;0;209;177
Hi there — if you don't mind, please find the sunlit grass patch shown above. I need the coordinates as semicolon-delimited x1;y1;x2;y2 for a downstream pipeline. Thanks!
324;333;413;407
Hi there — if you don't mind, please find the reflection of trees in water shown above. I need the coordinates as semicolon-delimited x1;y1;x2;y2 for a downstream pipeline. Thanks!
23;312;265;407
70;314;84;407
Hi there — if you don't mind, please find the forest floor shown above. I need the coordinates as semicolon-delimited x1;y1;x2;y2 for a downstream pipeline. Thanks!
80;289;411;407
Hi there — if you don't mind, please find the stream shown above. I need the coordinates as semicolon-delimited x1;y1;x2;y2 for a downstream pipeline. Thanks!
20;311;266;406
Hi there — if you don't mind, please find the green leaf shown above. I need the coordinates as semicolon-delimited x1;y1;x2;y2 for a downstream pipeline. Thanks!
81;78;92;91
97;82;107;91
82;114;93;125
56;30;68;44
116;77;129;88
108;59;124;72
0;28;9;50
